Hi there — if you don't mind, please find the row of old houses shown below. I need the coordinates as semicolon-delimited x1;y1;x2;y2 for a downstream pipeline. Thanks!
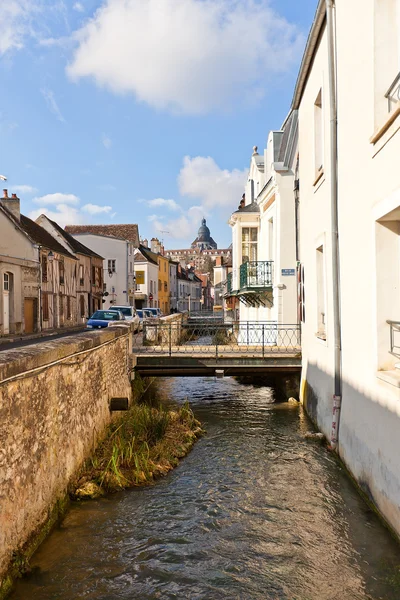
0;202;208;336
0;190;104;335
223;0;400;539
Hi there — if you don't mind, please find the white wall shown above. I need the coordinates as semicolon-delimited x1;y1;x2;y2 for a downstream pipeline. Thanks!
71;234;129;306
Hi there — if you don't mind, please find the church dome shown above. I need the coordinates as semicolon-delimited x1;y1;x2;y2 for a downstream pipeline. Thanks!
191;218;217;250
197;218;211;241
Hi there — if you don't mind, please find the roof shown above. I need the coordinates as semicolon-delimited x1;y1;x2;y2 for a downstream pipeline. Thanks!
137;245;159;265
233;202;260;215
20;215;77;259
45;217;103;259
291;0;326;110
65;223;139;246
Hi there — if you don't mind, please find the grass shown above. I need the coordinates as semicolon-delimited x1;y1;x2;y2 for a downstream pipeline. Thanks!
73;399;204;496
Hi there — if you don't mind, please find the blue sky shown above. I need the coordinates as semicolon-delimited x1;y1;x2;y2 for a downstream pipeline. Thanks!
0;0;317;249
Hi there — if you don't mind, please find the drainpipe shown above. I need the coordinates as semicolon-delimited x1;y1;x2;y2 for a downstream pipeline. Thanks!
326;0;342;449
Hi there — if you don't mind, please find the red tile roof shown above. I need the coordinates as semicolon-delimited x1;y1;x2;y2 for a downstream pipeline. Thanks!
65;224;139;246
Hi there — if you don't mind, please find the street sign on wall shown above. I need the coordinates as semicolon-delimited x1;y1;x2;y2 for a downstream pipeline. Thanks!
281;269;296;276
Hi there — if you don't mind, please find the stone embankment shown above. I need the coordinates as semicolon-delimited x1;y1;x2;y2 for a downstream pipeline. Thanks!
0;325;133;598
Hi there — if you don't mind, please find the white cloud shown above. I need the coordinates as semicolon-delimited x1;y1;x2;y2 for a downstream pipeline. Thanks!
178;155;247;208
29;204;84;227
82;203;113;214
67;0;303;114
73;2;84;12
12;184;38;194
101;133;112;149
147;198;180;211
41;88;66;123
33;192;79;205
0;1;38;56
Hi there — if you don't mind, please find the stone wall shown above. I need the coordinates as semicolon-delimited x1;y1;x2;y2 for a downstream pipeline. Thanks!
0;326;133;592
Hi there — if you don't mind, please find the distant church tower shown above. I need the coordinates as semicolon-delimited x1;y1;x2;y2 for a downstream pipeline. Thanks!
191;218;218;250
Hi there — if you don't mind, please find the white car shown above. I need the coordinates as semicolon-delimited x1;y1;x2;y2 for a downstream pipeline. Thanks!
110;305;140;332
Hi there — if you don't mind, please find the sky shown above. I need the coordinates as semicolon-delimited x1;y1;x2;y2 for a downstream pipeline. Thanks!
0;0;317;250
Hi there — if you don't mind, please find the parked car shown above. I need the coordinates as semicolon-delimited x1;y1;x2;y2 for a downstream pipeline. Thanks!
143;307;163;318
87;310;125;329
136;309;156;330
111;305;140;332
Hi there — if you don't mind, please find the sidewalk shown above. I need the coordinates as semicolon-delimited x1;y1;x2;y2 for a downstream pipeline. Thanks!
0;325;86;346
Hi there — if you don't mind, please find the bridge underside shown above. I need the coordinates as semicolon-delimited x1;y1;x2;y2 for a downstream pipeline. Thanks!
133;355;302;377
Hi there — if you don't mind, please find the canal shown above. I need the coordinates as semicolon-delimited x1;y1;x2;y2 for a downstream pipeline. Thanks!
10;377;400;599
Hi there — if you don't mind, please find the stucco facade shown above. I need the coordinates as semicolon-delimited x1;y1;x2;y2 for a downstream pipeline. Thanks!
297;0;400;537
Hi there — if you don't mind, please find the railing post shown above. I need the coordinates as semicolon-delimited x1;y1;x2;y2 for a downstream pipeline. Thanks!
262;324;265;358
169;323;172;357
247;321;249;346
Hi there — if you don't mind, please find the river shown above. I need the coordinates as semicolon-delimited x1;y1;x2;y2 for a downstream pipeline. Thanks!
10;377;400;599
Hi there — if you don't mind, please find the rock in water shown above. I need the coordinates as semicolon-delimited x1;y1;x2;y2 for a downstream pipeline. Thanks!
74;481;104;500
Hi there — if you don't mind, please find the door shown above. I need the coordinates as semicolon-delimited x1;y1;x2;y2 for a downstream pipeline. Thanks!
3;273;9;334
24;298;34;334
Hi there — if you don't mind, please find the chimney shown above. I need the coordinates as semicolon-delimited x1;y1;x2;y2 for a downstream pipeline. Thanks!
142;238;148;248
215;256;222;267
151;237;161;254
160;245;165;256
1;189;20;221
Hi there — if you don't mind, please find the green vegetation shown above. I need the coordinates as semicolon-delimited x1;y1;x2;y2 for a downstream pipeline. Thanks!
73;398;204;496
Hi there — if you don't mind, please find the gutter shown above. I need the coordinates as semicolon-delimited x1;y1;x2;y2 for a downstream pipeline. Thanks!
326;0;342;449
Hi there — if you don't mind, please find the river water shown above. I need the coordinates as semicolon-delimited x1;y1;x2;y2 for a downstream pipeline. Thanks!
10;377;400;600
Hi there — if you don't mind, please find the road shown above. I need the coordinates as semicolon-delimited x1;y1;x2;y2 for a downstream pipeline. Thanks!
0;329;87;352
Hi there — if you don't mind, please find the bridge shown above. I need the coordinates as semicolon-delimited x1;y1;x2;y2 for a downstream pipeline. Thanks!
130;316;301;378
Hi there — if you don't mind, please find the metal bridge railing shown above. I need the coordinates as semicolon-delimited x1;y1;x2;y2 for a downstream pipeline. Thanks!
132;321;301;357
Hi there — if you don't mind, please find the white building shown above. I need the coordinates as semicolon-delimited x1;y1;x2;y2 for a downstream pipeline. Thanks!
228;116;298;329
133;245;159;309
296;0;400;537
66;224;139;308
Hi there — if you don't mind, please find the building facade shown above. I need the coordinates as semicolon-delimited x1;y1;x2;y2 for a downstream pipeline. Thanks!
228;118;298;327
133;245;159;309
165;219;231;272
66;225;139;308
295;0;400;538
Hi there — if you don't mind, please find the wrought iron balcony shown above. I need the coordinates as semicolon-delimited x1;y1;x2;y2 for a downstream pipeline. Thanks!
239;261;273;291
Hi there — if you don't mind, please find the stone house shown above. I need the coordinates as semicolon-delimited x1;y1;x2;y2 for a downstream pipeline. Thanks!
36;215;104;317
0;190;77;333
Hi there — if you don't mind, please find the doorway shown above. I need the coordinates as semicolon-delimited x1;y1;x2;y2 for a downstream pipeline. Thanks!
3;273;10;334
24;298;35;334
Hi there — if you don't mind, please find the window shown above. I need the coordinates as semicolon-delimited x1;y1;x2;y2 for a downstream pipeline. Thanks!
241;227;258;263
268;218;274;261
67;296;71;319
92;265;96;284
3;273;9;291
158;279;161;291
59;260;65;285
164;262;166;272
108;259;116;274
314;89;323;178
59;294;64;316
164;282;167;292
42;293;49;321
80;295;85;318
79;264;84;286
42;255;48;283
316;245;326;340
98;267;102;288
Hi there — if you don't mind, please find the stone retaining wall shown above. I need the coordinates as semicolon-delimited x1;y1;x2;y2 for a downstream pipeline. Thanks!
0;326;133;593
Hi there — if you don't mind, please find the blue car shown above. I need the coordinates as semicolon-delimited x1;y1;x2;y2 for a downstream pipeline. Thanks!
86;309;125;329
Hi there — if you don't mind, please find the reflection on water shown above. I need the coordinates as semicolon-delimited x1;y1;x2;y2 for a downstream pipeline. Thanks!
10;377;400;600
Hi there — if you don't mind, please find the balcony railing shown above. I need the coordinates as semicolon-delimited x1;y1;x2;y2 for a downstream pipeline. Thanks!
239;261;273;290
386;72;400;113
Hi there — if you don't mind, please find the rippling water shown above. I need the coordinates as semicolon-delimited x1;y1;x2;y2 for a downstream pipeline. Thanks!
10;377;400;599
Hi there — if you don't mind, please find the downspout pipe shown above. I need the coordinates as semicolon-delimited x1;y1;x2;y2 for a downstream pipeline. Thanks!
326;0;342;449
